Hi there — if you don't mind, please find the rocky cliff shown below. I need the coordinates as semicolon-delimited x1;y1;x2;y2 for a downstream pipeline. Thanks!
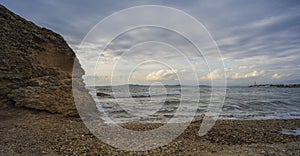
0;4;82;116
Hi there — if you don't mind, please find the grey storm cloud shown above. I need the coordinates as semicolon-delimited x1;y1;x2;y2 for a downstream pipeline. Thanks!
2;0;300;85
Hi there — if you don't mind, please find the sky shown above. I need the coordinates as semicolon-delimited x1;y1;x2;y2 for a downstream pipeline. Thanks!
1;0;300;86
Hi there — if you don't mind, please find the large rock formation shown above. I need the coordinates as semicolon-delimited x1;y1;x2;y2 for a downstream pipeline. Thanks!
0;5;82;116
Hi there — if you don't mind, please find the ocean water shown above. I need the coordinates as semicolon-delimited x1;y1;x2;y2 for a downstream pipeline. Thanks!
87;85;300;123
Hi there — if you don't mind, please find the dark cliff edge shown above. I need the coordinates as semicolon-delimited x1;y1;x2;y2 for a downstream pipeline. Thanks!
0;4;87;117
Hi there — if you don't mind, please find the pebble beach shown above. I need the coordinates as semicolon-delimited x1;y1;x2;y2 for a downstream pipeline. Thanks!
1;107;299;155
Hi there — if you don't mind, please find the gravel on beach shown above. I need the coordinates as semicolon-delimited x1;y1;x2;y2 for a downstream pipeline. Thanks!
0;107;299;156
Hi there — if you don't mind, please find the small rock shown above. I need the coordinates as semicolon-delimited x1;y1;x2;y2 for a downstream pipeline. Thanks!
96;92;110;97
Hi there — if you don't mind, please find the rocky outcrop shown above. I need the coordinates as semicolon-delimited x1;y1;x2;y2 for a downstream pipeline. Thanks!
96;92;111;97
248;84;300;88
0;4;83;116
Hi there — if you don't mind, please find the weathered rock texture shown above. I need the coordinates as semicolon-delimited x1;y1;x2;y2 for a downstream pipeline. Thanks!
0;4;81;116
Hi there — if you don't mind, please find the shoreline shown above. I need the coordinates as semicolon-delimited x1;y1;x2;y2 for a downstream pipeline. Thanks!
1;107;299;155
100;113;300;125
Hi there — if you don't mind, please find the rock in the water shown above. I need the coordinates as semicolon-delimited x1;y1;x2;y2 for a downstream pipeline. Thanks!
0;4;85;117
96;92;110;97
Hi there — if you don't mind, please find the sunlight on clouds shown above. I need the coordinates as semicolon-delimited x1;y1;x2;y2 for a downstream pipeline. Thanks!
225;68;232;72
200;69;223;80
272;73;282;79
238;65;255;69
231;70;264;79
145;69;177;81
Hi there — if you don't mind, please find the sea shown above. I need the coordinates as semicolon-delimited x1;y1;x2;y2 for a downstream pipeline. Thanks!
86;85;300;124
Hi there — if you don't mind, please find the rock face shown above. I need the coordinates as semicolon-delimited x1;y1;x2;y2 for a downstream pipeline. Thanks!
0;5;82;116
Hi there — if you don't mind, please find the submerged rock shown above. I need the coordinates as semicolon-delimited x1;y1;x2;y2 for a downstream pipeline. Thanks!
0;4;85;117
96;92;110;97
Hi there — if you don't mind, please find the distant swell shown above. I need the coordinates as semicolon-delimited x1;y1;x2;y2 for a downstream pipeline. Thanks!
115;91;181;98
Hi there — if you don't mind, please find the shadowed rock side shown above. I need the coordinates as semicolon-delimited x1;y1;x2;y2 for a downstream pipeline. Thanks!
0;4;86;117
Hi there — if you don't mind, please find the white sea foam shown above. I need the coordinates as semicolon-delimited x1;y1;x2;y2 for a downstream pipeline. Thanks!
281;128;300;136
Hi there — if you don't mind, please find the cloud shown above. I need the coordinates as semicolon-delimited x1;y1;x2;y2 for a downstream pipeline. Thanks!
238;65;255;69
231;70;264;79
3;0;300;85
272;73;282;79
200;69;223;80
145;69;177;81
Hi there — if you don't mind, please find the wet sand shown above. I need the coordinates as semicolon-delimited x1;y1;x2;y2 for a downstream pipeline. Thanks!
0;107;299;155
